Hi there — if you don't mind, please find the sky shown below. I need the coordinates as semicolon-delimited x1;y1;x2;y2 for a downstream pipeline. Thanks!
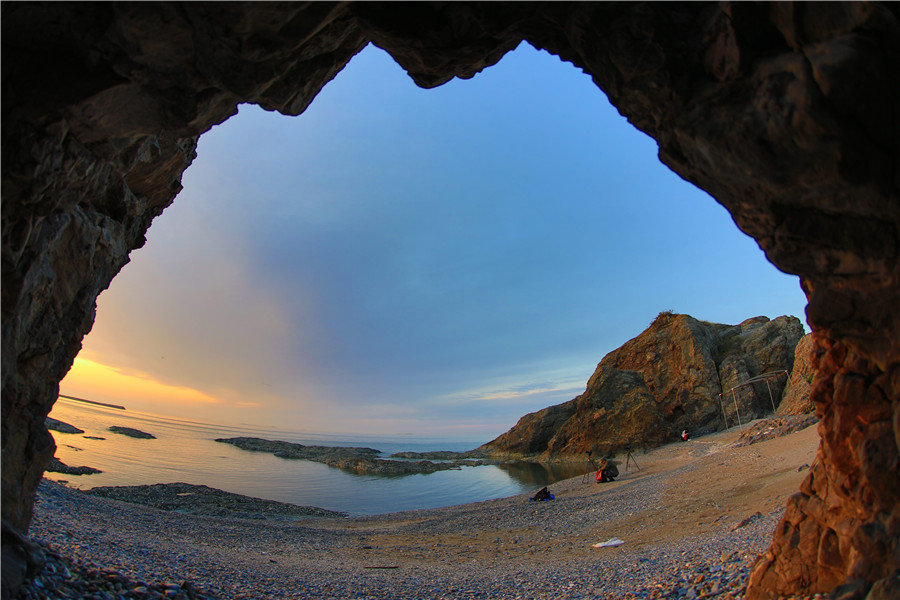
59;43;809;442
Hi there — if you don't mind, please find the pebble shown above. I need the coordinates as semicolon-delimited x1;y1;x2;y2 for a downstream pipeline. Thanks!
19;462;829;600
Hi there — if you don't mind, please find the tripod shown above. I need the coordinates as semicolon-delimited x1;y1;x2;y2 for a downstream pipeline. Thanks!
581;451;600;484
624;447;641;472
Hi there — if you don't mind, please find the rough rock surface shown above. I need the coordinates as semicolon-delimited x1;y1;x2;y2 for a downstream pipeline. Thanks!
747;337;900;600
2;3;899;599
481;314;804;460
777;333;818;416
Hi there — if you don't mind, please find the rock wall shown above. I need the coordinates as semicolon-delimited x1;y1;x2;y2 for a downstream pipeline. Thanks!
747;335;900;599
2;2;898;599
480;313;805;460
777;333;817;416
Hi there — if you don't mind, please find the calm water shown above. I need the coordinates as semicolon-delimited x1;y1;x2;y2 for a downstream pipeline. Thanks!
47;398;585;516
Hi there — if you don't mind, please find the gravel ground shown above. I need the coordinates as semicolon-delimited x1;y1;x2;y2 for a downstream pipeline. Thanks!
18;424;826;600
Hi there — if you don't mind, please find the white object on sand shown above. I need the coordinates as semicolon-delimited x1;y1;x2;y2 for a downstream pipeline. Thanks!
593;538;625;548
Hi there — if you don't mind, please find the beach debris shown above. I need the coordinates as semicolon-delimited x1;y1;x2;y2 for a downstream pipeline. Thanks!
593;538;625;548
731;512;764;531
529;487;554;501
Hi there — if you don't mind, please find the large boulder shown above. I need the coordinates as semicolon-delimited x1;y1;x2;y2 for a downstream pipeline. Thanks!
480;313;805;460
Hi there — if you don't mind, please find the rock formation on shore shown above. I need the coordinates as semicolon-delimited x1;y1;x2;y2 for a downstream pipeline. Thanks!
86;482;346;520
46;458;101;476
3;3;898;599
480;314;805;460
776;333;816;416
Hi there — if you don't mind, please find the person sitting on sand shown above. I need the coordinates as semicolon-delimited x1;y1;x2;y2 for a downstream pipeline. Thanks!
682;429;690;441
595;458;618;483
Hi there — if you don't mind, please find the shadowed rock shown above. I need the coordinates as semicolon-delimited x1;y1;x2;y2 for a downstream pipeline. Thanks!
44;418;83;435
46;458;101;476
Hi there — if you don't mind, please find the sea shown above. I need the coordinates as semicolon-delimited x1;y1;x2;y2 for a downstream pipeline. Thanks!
46;397;585;516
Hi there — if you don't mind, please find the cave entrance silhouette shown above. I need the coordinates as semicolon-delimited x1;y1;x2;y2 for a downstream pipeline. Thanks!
3;4;898;600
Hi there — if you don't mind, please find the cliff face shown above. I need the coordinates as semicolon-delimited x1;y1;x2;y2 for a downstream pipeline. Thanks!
481;313;805;460
777;333;817;416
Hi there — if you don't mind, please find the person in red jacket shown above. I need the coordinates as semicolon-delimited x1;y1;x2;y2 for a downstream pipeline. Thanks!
596;458;618;483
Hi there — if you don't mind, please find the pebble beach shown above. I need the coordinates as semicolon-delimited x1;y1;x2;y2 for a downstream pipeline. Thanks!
19;421;825;600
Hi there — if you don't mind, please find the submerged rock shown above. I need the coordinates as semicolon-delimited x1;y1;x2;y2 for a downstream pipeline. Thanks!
46;458;101;476
107;426;156;439
45;418;84;434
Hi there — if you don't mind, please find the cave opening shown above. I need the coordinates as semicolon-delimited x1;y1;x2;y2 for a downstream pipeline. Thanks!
4;3;897;598
58;42;809;443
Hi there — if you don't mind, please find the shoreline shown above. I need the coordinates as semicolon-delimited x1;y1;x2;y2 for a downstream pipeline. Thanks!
22;420;824;600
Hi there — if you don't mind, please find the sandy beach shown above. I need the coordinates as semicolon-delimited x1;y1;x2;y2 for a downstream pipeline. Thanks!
21;419;824;600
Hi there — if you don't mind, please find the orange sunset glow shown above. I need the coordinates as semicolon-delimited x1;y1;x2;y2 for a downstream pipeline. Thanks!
61;356;222;409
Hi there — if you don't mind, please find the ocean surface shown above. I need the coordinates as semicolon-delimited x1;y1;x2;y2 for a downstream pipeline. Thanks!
46;398;585;516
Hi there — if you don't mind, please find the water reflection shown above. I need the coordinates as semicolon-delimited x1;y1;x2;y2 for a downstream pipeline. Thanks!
46;398;589;515
497;460;589;487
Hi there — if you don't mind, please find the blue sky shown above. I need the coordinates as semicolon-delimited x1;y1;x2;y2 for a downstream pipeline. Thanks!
61;43;809;441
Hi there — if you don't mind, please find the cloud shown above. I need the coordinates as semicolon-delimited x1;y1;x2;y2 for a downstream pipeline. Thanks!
477;383;584;402
61;356;222;408
60;43;810;438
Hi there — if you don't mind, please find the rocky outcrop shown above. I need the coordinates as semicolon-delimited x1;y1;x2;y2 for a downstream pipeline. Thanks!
45;458;101;476
482;366;667;460
2;3;898;599
107;426;155;440
481;314;804;460
215;437;484;476
777;333;817;416
86;482;346;520
215;437;381;460
44;418;83;435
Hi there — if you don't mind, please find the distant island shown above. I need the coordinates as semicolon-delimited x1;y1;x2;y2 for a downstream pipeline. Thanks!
59;394;126;410
108;426;156;439
45;417;84;434
216;437;491;476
